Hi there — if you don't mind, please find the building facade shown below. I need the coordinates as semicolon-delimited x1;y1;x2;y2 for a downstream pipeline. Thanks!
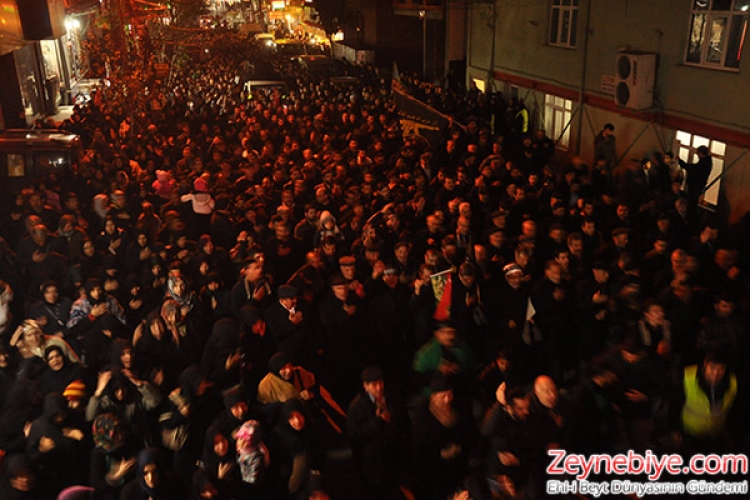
467;0;750;222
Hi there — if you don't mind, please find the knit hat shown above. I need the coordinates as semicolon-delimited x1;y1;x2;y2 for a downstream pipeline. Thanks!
63;380;86;400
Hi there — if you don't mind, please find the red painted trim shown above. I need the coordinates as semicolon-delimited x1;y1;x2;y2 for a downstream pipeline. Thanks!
492;69;750;148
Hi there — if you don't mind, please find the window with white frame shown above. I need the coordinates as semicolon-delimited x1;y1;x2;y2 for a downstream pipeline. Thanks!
549;0;579;48
674;131;726;206
685;0;749;70
544;95;573;149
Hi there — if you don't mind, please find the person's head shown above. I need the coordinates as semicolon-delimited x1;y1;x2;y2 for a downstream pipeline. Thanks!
138;448;163;492
534;375;558;409
41;281;59;304
567;232;583;257
429;373;454;409
93;412;126;451
458;262;476;287
702;351;728;386
45;345;65;371
236;420;262;453
506;388;530;420
435;324;457;348
714;293;735;318
284;401;306;431
362;366;385;399
212;430;229;457
611;228;629;247
545;260;562;285
643;301;665;326
19;320;44;348
339;255;356;280
278;285;298;309
6;455;35;492
382;264;399;288
671;249;687;272
243;254;264;282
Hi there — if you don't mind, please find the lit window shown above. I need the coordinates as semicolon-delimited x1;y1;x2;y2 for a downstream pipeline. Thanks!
549;0;579;48
674;131;726;206
685;0;749;70
544;94;573;149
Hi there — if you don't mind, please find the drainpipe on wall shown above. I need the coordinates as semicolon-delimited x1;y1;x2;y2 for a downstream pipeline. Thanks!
576;0;592;155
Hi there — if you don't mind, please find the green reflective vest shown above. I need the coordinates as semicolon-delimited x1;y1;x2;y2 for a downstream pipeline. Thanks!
681;365;737;439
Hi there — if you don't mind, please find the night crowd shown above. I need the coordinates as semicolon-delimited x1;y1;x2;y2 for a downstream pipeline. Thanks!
0;29;748;500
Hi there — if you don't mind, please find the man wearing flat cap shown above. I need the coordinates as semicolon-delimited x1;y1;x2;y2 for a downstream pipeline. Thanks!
265;285;308;363
347;366;408;499
318;273;366;403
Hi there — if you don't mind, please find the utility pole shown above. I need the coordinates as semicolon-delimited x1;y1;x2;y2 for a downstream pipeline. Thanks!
420;10;427;80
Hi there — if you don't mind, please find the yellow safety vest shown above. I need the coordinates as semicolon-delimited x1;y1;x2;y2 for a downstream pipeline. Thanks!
681;365;737;439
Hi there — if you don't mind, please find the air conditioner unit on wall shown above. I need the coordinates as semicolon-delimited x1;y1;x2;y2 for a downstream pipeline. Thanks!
614;52;656;111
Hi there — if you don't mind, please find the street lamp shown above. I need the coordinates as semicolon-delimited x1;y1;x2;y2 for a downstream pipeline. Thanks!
419;9;426;79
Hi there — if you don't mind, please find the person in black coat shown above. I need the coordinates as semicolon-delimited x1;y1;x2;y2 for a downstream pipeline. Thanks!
679;145;712;210
26;393;87;496
0;378;43;454
199;425;240;498
346;366;409;500
120;448;186;500
89;412;138;500
410;374;477;500
267;399;314;499
318;274;367;404
265;285;309;364
37;345;82;397
0;454;43;500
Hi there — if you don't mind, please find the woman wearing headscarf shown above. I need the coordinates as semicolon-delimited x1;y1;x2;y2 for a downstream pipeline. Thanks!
67;278;126;337
268;399;314;499
9;320;80;377
81;313;124;375
161;273;207;365
72;239;102;289
0;454;42;500
132;310;188;393
26;393;87;495
37;345;83;397
237;304;273;398
95;216;129;263
140;254;167;301
85;369;162;447
199;425;239;496
181;175;215;241
125;230;154;277
200;317;241;388
210;387;253;441
0;378;43;454
120;448;186;500
121;273;153;330
89;413;138;500
235;420;271;497
160;365;221;480
27;280;72;339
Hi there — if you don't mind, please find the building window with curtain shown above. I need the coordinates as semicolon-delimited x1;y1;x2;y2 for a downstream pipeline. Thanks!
549;0;579;48
544;94;573;149
685;0;749;70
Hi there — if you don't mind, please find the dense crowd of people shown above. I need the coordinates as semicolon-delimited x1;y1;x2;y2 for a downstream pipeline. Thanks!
0;29;749;500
